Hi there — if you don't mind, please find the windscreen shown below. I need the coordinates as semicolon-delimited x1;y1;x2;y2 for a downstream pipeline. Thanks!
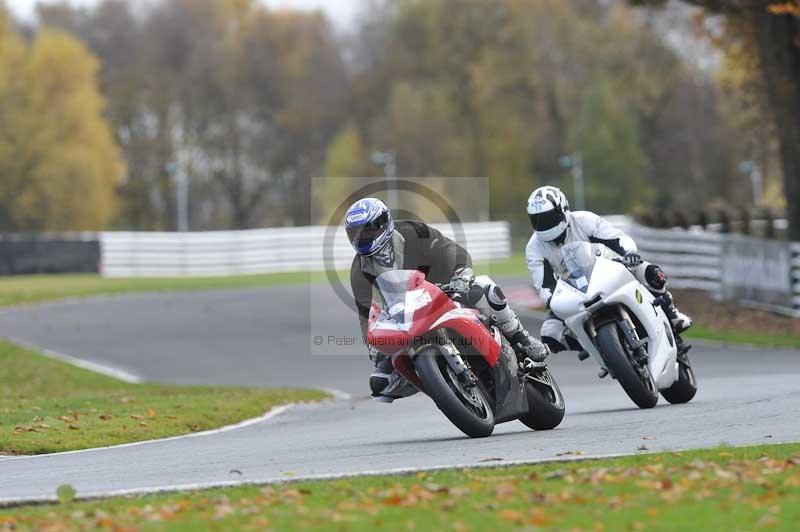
374;270;414;321
561;241;597;292
373;269;434;326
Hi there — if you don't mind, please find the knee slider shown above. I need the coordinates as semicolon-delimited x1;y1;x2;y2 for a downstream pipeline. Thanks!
645;264;667;291
486;285;507;311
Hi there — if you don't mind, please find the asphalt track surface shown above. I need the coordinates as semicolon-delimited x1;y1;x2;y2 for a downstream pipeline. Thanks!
0;280;799;504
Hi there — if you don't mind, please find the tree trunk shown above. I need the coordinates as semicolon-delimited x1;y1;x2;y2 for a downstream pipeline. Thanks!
751;7;800;240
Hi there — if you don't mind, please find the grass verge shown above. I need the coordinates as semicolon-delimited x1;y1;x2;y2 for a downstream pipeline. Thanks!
0;272;321;308
685;325;800;350
0;341;328;455
0;255;525;309
2;443;799;529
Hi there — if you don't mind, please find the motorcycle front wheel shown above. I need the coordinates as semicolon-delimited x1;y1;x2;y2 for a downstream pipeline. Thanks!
596;323;659;409
414;347;495;438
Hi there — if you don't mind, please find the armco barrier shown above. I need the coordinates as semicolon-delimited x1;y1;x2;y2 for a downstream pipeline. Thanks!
100;222;511;278
0;233;100;275
623;220;799;317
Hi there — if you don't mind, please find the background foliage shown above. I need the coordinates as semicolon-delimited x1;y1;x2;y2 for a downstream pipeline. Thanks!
0;0;794;236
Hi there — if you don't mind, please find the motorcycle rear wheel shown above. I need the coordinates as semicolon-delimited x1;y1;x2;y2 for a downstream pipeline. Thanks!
414;347;495;438
519;369;565;430
660;353;697;404
596;323;659;409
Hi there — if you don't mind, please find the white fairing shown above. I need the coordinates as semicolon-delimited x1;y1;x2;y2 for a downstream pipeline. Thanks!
550;255;679;390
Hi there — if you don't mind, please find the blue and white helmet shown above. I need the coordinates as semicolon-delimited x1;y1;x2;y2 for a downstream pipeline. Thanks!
344;198;394;255
527;185;570;242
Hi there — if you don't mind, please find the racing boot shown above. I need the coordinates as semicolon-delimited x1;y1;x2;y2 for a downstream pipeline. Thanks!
658;291;692;334
511;328;550;364
369;352;418;403
468;276;550;364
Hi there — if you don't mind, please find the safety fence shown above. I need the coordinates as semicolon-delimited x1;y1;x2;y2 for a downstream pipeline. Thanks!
0;233;100;275
623;219;800;317
99;222;511;278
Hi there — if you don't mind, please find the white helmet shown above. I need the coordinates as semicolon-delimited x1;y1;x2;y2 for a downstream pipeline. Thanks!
526;185;570;241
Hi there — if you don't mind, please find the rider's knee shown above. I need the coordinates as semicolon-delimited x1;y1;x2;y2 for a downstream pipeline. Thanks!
468;275;508;311
540;318;566;352
644;264;667;293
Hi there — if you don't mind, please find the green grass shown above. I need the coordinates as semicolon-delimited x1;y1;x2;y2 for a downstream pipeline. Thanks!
3;443;799;530
685;325;800;350
0;271;326;308
0;255;525;309
0;341;328;455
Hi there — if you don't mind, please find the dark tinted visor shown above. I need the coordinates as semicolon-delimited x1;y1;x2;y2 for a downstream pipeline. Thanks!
529;209;564;232
347;212;389;249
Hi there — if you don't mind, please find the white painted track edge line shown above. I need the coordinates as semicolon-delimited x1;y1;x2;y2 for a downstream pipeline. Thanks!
3;438;798;508
0;404;297;462
2;336;144;384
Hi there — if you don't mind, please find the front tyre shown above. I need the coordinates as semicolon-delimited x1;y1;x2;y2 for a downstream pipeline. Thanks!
414;347;495;438
596;323;659;409
661;354;697;404
519;370;565;430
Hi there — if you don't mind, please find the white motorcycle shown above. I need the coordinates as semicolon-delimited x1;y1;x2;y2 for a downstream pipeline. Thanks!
549;242;697;408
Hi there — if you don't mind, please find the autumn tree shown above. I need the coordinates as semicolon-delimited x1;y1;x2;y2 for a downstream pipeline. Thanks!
633;0;800;238
38;0;347;229
0;9;123;231
331;0;737;232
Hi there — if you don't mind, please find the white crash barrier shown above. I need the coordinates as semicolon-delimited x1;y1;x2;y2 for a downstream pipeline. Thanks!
625;219;800;317
100;222;511;278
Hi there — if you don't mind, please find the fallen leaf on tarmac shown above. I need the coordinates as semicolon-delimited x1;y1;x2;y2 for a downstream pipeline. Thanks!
638;445;649;451
56;484;76;503
229;469;242;476
642;436;655;440
556;451;585;456
478;457;504;462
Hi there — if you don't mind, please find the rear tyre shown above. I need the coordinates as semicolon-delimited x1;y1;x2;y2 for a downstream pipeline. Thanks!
519;370;565;430
661;355;697;404
414;347;495;438
596;323;659;409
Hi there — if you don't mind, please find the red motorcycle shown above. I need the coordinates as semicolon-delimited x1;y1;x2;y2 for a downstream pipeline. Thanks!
367;269;564;438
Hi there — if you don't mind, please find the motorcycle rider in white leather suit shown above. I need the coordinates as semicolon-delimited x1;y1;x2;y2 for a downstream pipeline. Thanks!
525;185;692;355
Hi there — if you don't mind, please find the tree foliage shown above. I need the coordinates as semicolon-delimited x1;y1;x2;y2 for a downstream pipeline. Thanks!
38;0;347;229
0;10;122;231
330;0;742;232
633;0;800;237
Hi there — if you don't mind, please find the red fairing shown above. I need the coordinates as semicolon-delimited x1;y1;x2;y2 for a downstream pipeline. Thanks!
367;270;500;366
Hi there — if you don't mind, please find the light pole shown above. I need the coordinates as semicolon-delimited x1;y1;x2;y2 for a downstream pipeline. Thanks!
371;151;398;209
559;152;584;210
738;160;763;207
165;161;189;232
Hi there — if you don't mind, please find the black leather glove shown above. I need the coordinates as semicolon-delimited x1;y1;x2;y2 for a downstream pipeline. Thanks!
449;266;474;293
622;251;642;268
